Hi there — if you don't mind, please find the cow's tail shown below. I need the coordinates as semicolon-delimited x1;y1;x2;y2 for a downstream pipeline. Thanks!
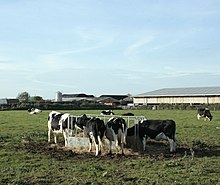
119;123;127;145
94;121;104;148
173;120;176;142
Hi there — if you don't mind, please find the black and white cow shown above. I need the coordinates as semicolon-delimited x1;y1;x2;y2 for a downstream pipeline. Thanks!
28;108;42;114
197;108;212;121
127;119;176;153
100;110;115;115
122;112;134;116
105;117;127;155
48;111;75;146
76;114;106;156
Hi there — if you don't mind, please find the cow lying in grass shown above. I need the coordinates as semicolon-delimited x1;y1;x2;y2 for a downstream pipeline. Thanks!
28;108;42;114
197;108;212;121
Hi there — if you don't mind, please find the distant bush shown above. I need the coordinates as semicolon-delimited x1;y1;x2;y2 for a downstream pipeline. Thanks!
0;101;116;111
1;102;220;111
134;103;220;110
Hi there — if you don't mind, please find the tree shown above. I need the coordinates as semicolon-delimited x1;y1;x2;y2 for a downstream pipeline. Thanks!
17;92;30;102
30;96;44;102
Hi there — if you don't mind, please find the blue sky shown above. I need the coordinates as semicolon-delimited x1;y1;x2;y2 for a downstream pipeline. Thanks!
0;0;220;99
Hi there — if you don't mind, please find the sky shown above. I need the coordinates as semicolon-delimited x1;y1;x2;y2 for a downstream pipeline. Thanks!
0;0;220;99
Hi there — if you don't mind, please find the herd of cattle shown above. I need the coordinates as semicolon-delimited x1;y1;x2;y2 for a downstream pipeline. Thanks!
29;107;213;156
47;110;178;156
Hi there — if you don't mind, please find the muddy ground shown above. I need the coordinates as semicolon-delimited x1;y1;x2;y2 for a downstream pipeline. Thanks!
20;139;220;161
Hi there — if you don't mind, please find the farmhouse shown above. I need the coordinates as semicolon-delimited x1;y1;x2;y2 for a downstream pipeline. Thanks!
55;91;95;102
133;86;220;106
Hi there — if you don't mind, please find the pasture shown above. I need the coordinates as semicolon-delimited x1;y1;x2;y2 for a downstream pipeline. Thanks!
0;110;220;185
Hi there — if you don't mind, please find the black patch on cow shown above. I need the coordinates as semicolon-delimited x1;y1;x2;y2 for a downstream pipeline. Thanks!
101;110;115;115
122;113;134;116
140;120;176;140
127;120;176;140
51;113;63;131
107;118;127;134
83;117;106;152
76;114;91;130
197;108;212;121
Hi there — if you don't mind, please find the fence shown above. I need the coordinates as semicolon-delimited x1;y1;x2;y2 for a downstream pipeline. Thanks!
66;114;145;151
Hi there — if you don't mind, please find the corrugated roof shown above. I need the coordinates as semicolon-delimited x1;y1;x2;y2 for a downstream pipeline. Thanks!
134;86;220;97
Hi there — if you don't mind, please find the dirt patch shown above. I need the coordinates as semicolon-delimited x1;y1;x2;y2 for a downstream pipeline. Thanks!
20;141;177;160
20;139;219;161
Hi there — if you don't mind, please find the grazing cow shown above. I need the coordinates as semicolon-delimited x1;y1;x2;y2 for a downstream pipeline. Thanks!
48;111;75;146
122;112;134;116
100;110;115;115
197;108;212;121
105;117;127;155
127;119;176;153
76;114;106;156
28;108;42;114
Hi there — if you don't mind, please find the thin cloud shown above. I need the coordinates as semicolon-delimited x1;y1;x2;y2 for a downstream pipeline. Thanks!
33;80;77;88
149;40;179;52
124;35;155;57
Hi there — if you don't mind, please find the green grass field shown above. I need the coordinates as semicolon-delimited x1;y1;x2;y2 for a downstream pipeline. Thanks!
0;110;220;185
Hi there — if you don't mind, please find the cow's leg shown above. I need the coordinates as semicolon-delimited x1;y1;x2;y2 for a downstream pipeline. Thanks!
88;131;95;153
119;132;125;155
168;138;176;153
88;137;93;152
113;133;119;155
97;136;102;155
63;130;68;147
94;136;99;156
120;141;124;155
48;129;51;142
108;140;112;154
142;137;146;151
54;134;57;144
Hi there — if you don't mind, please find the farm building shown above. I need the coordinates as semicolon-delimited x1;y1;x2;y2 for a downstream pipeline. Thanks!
97;95;129;106
55;92;95;102
0;98;19;105
55;91;130;106
133;86;220;106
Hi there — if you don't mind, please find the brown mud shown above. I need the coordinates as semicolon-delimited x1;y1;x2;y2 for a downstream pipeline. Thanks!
20;140;220;161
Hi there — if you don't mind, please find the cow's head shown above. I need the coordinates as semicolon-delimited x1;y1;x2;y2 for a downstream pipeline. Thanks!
76;114;90;130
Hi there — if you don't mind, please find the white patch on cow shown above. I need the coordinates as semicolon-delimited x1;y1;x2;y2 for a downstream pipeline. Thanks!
106;127;117;154
88;131;94;152
106;125;127;155
48;111;62;143
95;143;99;156
63;129;69;147
197;113;211;121
48;111;72;147
167;138;176;153
98;136;102;150
155;133;167;141
197;113;202;120
29;108;42;114
88;131;101;156
108;117;115;122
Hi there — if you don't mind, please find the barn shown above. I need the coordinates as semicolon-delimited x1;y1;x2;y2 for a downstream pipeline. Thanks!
133;86;220;106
